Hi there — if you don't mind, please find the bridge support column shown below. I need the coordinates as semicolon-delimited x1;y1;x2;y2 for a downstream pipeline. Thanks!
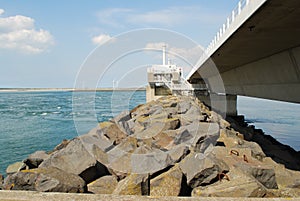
195;93;237;117
146;85;155;102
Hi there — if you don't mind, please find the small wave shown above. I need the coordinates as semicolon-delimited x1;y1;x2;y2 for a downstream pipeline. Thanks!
45;117;73;122
41;112;47;116
57;107;61;109
246;118;290;125
52;112;60;114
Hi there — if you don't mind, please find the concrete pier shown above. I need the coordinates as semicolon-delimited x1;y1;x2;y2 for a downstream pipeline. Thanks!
0;190;298;201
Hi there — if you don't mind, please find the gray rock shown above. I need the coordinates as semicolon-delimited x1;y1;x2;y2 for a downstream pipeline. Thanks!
6;162;26;175
113;174;149;195
263;157;300;193
101;122;128;145
179;152;229;188
107;151;132;178
112;110;131;123
23;150;49;169
84;127;114;152
177;101;191;114
168;144;189;163
242;141;266;160
179;114;206;126
111;136;138;153
122;119;135;135
49;139;70;154
134;118;180;140
131;148;173;174
212;146;278;190
131;104;163;120
191;122;220;153
3;167;86;193
185;105;201;116
40;137;109;183
236;162;278;189
150;131;174;150
174;129;193;145
87;175;118;194
192;169;267;197
112;110;135;135
150;165;183;196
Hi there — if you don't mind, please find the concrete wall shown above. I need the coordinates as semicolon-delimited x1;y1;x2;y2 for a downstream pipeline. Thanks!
146;85;166;102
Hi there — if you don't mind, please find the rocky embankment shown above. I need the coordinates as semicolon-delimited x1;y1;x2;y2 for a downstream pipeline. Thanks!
1;96;300;197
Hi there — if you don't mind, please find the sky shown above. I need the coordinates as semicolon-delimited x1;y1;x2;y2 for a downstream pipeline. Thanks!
0;0;240;88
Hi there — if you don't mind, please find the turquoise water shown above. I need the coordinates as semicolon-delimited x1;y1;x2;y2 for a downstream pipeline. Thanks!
0;92;299;175
0;91;145;175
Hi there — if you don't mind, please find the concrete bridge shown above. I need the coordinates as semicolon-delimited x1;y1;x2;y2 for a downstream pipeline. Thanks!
187;0;300;116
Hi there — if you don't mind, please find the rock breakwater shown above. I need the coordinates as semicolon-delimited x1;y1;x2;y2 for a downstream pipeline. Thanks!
1;96;300;197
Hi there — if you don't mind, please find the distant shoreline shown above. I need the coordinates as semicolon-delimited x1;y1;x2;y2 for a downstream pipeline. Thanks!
0;88;146;92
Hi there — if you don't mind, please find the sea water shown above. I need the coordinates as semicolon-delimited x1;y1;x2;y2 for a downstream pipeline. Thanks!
238;96;300;151
0;91;145;175
0;91;299;175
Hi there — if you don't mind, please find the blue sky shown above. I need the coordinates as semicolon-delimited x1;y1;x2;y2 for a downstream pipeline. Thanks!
0;0;239;88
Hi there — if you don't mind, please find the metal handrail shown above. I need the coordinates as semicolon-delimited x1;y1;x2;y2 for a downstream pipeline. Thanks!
197;0;250;67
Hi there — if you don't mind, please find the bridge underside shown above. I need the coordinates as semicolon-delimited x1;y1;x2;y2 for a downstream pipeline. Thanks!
189;0;300;104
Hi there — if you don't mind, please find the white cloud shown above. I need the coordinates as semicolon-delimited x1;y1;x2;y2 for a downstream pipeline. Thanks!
96;8;132;28
0;9;54;54
0;9;4;15
91;34;114;45
96;6;224;28
127;8;186;26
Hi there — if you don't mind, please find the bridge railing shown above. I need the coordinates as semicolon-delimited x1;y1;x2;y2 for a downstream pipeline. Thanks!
192;0;252;74
206;0;250;56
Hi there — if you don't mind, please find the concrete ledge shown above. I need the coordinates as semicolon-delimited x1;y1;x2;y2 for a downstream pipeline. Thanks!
0;190;298;201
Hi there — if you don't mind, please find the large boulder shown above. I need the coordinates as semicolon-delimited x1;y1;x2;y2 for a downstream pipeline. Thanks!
263;157;300;197
167;144;190;163
236;162;277;189
190;122;220;153
87;175;118;194
218;128;266;161
131;148;173;174
40;136;109;183
179;152;229;188
150;165;184;196
192;169;267;197
212;146;278;189
99;121;128;145
113;174;149;195
3;167;86;193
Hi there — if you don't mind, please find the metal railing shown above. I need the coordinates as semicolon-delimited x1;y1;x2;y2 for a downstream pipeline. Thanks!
197;0;251;67
160;75;195;96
